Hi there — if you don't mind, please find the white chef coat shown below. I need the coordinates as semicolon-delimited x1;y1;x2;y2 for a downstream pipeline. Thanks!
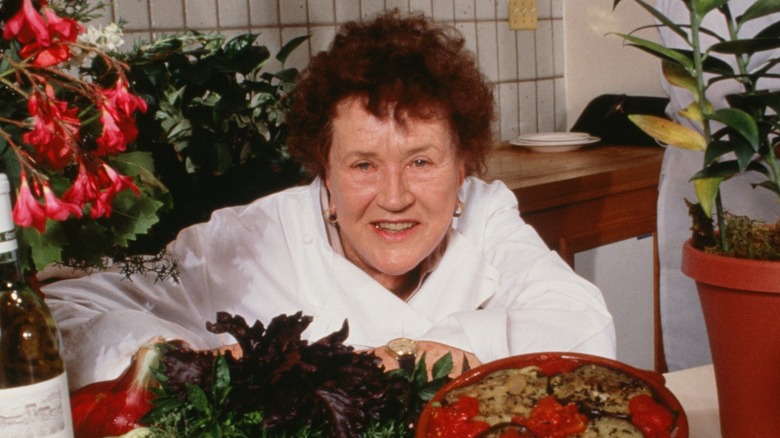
44;177;616;389
654;0;780;370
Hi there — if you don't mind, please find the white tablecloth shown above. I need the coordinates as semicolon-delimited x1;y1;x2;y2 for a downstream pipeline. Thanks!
663;364;720;438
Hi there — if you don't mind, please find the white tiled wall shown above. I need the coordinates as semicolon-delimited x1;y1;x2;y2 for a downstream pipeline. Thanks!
92;0;567;141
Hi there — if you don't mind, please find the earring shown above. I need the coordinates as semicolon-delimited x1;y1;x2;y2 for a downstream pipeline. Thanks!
323;206;338;224
453;199;465;218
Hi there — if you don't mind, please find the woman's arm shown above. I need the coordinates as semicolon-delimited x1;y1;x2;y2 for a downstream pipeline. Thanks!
436;179;617;362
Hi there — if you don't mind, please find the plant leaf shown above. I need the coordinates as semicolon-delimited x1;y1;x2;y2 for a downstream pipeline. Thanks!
678;102;705;124
703;139;735;166
430;353;454;381
738;0;780;25
211;355;231;406
710;37;780;55
754;180;780;196
186;383;211;413
709;107;760;150
689;0;730;17
19;225;66;270
276;35;310;64
628;114;707;150
633;0;690;41
618;34;695;69
693;177;723;218
663;60;699;96
754;20;780;39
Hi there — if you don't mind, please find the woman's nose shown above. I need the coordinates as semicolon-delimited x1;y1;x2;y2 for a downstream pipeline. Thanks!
377;166;414;211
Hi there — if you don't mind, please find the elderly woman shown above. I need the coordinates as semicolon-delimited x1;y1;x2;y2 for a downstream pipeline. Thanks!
44;12;615;389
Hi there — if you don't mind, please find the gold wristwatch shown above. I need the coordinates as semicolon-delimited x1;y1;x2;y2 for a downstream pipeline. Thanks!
385;337;418;372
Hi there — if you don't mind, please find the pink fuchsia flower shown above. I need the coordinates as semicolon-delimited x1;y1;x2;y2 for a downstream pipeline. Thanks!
103;164;140;197
42;6;82;43
12;173;47;233
103;78;148;117
88;164;139;218
19;40;71;67
95;103;129;155
3;0;50;46
61;162;101;205
23;87;80;169
42;182;82;221
95;101;141;156
89;189;113;218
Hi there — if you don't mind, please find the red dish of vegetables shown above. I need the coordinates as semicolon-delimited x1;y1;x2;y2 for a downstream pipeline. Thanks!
416;352;687;438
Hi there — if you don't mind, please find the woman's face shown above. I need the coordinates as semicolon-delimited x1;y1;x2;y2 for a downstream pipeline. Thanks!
325;97;465;289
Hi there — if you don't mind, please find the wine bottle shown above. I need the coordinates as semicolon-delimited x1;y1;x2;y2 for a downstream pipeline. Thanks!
0;173;74;436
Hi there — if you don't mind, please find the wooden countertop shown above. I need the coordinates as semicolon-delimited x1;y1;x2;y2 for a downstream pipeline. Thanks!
481;143;665;215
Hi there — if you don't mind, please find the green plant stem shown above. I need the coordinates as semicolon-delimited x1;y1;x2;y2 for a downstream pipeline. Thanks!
689;7;710;140
721;5;753;94
688;4;729;251
764;140;780;195
0;75;30;100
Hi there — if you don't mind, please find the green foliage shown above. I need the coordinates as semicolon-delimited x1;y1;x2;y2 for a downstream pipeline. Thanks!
4;18;307;273
614;0;780;257
117;31;309;255
13;153;171;273
145;349;454;438
388;352;456;403
147;355;265;437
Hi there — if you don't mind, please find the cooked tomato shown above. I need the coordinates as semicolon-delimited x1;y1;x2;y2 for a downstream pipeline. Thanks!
628;394;673;438
535;356;581;376
427;395;490;437
513;395;588;438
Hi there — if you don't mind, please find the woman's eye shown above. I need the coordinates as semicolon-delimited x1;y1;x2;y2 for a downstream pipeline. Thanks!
354;162;372;170
411;159;430;168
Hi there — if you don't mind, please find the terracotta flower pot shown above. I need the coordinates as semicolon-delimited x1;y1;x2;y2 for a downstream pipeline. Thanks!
681;240;780;438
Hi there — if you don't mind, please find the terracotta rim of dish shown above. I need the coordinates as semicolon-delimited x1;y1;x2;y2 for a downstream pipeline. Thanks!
415;351;688;438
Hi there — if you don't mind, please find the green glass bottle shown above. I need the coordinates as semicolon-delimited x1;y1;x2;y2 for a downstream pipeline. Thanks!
0;173;73;436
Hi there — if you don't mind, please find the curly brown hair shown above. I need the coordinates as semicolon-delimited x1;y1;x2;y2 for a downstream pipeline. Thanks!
286;10;495;178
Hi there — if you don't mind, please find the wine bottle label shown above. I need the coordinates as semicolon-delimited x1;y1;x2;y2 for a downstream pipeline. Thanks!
0;372;74;437
0;228;17;253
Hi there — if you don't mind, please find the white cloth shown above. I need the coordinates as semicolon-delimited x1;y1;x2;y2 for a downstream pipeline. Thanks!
44;177;616;389
655;0;780;370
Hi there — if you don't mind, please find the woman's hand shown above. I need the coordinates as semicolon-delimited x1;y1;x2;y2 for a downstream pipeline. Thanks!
217;343;242;358
366;340;480;378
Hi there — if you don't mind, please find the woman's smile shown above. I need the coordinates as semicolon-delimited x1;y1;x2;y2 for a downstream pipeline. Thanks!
373;221;416;232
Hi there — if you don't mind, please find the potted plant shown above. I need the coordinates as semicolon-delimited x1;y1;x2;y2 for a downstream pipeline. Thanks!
0;0;306;278
613;0;780;436
116;30;308;259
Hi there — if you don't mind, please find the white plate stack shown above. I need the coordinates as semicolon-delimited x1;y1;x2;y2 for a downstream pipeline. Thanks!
509;132;601;153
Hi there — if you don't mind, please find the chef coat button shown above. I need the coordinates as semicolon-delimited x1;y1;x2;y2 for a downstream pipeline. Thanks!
303;234;313;244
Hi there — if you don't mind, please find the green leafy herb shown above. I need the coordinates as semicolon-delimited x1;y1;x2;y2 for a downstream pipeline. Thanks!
143;313;454;438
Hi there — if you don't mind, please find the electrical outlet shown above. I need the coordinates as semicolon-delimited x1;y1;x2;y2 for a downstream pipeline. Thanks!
509;0;538;30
